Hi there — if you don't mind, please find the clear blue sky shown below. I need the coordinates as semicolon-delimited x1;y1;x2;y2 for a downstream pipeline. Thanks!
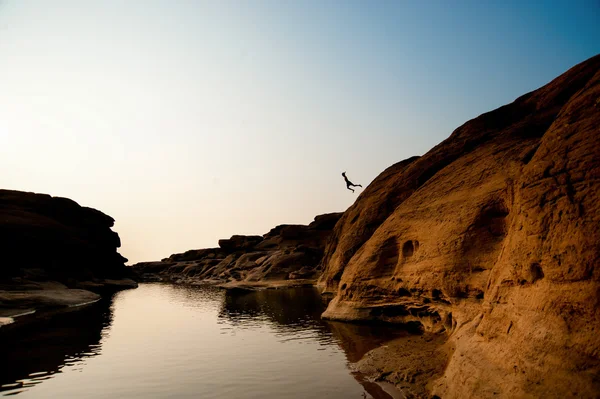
0;1;598;263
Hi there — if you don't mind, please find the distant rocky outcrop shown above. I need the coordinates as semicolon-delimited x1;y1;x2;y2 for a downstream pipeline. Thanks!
132;212;343;287
0;190;136;329
318;54;600;398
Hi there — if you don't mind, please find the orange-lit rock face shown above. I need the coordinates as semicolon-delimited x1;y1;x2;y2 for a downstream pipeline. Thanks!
323;140;519;329
320;54;600;398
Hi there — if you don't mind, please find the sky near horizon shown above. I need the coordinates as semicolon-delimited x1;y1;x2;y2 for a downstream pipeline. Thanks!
0;1;598;264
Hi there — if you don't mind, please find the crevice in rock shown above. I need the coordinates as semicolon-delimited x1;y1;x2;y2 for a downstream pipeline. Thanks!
331;269;343;286
370;305;409;317
402;241;415;259
521;144;540;164
529;263;544;283
431;288;451;304
444;312;453;331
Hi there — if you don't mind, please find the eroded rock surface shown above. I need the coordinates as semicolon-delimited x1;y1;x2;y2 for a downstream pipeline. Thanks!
319;55;600;397
132;212;343;287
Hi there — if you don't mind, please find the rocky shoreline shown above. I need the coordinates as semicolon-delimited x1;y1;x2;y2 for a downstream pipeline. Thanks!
0;278;137;331
131;212;343;289
0;190;137;330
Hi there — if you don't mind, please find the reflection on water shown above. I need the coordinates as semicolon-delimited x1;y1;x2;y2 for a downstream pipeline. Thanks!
0;299;113;395
328;320;410;363
1;284;405;398
220;287;410;398
220;287;408;360
219;287;333;342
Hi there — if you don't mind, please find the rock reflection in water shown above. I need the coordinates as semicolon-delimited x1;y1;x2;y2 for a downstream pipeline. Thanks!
219;287;331;336
220;287;410;399
0;299;113;396
327;320;411;363
1;284;412;399
160;283;225;311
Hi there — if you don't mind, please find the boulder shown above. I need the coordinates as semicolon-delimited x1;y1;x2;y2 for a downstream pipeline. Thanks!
218;235;264;252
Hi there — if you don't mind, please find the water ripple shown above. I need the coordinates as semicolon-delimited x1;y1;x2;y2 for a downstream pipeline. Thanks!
1;284;404;399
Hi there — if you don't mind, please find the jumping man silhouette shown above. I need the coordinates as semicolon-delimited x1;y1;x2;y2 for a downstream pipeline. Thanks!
342;172;362;193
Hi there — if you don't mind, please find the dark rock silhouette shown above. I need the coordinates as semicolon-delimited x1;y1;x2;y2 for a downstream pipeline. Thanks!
0;190;128;279
0;190;136;328
132;212;343;287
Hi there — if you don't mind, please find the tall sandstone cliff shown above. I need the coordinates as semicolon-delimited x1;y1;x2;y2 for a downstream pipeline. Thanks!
319;55;600;397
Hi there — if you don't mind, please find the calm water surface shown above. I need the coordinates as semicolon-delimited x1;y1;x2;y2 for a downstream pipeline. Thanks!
0;284;407;398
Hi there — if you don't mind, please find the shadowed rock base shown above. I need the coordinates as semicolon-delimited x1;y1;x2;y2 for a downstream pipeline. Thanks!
352;333;449;399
